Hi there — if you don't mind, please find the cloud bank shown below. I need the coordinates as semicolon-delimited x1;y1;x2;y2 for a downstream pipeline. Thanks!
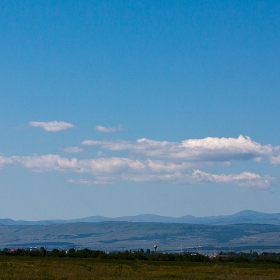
29;121;75;132
0;154;271;189
0;135;278;189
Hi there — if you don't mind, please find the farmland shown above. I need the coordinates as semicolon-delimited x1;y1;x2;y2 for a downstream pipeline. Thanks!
1;256;280;279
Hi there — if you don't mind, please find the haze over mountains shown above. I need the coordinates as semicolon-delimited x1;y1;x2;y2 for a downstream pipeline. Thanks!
2;210;280;226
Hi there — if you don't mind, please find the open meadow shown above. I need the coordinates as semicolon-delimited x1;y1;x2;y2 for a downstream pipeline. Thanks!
1;256;280;280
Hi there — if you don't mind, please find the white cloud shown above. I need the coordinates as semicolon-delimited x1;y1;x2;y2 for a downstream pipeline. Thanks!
0;156;13;167
268;155;280;164
68;171;272;189
11;155;79;172
29;121;75;132
1;154;272;189
63;147;84;154
1;135;278;189
11;155;145;174
189;170;273;189
82;135;280;164
120;169;273;190
94;124;123;133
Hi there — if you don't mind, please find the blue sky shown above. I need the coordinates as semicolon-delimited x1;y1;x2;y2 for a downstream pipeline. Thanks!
1;0;280;220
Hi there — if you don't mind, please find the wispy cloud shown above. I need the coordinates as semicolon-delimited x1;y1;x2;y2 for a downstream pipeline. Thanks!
67;179;94;185
0;153;271;189
29;121;75;132
94;124;123;133
63;147;84;154
67;170;272;188
67;178;116;185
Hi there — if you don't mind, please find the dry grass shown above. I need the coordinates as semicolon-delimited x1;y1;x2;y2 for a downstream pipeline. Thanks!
1;257;280;279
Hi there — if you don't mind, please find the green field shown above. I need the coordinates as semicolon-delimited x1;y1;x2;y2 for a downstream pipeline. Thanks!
1;256;280;279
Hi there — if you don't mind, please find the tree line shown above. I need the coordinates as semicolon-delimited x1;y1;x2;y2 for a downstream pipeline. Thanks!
1;247;280;263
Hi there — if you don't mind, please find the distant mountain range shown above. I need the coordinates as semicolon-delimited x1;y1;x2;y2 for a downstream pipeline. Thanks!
2;210;280;226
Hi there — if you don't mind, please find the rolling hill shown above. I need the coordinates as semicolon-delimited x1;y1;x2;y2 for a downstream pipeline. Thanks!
1;222;280;253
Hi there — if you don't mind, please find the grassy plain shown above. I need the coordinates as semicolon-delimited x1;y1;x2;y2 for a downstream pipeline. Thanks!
1;256;280;279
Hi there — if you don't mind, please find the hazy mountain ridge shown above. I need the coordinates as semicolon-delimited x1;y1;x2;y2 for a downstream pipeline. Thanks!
2;210;280;226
